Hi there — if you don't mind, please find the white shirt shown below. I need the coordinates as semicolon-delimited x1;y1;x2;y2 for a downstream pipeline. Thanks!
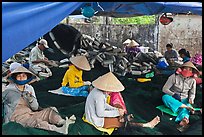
29;46;45;66
85;88;120;127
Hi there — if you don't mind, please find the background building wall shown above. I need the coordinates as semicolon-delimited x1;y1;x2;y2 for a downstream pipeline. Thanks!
68;14;202;56
158;14;202;57
70;23;158;50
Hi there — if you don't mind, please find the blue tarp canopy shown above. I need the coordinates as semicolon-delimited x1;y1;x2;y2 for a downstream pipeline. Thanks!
2;2;202;63
73;2;202;17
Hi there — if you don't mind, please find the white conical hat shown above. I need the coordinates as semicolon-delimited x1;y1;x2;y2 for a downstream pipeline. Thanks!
6;66;40;84
70;55;91;71
92;72;125;92
123;39;131;44
9;62;21;72
127;40;139;47
181;61;199;74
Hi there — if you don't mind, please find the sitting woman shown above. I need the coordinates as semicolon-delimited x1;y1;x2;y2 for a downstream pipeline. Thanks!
2;66;75;135
85;72;160;129
125;40;141;61
178;48;191;63
61;55;91;97
162;61;200;128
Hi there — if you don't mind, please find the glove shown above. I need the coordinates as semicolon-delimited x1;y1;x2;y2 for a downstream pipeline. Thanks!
172;93;181;101
84;81;91;86
25;92;34;103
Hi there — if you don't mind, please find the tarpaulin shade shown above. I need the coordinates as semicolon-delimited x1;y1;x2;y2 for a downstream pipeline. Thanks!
73;2;202;17
2;2;202;63
2;2;84;62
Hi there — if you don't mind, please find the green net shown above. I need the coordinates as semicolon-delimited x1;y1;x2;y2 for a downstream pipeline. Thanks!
2;64;202;135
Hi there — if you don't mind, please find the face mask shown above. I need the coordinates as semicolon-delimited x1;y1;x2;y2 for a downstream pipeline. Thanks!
180;69;193;78
8;76;34;85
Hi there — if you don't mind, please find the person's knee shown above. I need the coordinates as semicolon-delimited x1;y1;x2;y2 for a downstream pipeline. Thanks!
162;94;172;102
185;103;192;107
50;107;59;113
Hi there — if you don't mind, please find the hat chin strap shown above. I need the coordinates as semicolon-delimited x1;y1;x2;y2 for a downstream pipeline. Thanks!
8;76;35;85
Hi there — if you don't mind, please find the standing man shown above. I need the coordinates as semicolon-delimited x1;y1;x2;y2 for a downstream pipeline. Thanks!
29;39;52;78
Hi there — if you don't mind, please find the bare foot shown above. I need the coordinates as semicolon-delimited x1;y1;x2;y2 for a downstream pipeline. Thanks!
143;116;160;129
179;117;189;127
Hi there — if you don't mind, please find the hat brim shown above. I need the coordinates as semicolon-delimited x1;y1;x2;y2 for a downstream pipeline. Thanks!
6;66;40;84
70;56;91;71
92;72;124;92
43;44;49;48
181;61;200;74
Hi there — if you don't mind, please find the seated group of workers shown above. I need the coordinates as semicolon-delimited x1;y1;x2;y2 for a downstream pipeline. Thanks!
2;39;202;134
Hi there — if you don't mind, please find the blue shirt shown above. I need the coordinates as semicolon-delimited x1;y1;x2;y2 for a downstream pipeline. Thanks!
164;49;179;61
183;56;190;63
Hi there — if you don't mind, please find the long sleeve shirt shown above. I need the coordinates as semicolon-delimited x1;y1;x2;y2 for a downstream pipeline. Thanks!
162;73;196;101
29;46;45;66
109;92;127;114
2;83;39;123
164;49;179;61
61;65;84;88
85;88;120;127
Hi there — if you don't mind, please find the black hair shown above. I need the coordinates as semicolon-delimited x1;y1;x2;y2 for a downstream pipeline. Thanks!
166;43;173;48
11;72;32;80
178;48;191;58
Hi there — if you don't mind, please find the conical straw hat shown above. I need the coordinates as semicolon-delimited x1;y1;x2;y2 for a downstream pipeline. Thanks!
92;72;125;92
181;61;199;74
9;62;21;72
70;55;91;71
123;39;131;44
127;40;139;47
6;66;40;84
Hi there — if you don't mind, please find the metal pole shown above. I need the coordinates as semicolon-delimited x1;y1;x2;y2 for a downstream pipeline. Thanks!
155;14;160;52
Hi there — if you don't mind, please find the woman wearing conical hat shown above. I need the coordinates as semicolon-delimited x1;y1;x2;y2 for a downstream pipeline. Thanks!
2;66;75;135
162;61;201;128
85;72;160;129
61;55;91;97
4;62;39;83
122;39;131;52
125;40;141;61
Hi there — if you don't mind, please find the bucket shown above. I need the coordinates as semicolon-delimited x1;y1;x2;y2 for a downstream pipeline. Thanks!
156;60;169;69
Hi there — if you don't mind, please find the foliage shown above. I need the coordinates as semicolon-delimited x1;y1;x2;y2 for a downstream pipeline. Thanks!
112;15;156;25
